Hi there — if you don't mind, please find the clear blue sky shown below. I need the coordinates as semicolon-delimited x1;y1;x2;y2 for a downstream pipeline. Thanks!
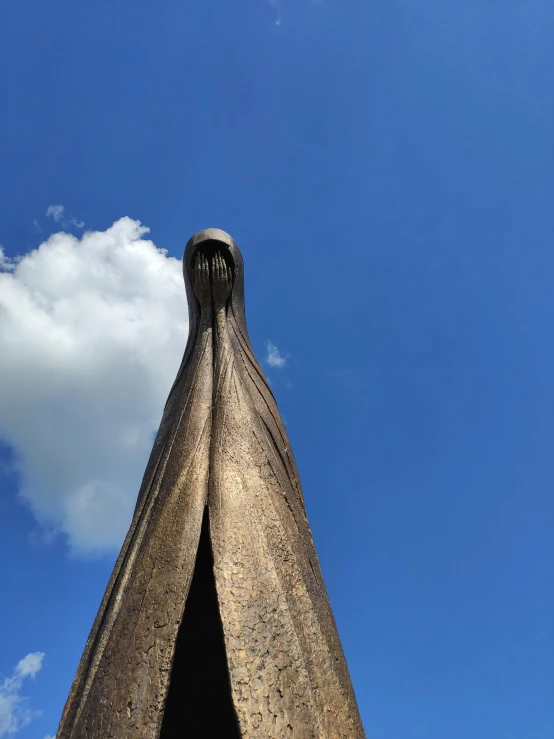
0;1;553;737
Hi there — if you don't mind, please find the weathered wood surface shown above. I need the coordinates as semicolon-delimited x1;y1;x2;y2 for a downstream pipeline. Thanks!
57;229;366;738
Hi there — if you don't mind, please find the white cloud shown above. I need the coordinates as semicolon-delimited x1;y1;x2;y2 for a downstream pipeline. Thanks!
0;249;15;272
46;205;65;223
265;340;288;368
45;205;84;231
0;217;188;554
0;652;45;737
264;0;321;25
11;655;43;680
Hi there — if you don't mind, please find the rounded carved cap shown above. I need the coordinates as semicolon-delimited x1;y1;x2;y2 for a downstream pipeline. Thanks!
185;228;236;252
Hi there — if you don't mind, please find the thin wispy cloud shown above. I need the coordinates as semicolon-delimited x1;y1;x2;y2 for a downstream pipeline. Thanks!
46;204;65;223
46;204;84;230
265;340;288;368
264;0;322;25
0;652;45;737
0;248;15;272
264;0;281;25
0;218;187;554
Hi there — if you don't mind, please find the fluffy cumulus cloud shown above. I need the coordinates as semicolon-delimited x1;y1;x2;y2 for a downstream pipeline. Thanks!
265;340;288;368
0;218;188;553
0;652;45;737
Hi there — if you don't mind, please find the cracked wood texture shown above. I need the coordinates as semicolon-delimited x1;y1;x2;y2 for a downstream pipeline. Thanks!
57;229;366;739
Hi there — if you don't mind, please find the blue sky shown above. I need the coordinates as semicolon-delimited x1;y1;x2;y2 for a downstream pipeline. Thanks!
0;0;553;737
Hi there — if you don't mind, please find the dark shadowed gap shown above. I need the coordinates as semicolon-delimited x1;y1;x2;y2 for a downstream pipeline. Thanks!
159;508;240;738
